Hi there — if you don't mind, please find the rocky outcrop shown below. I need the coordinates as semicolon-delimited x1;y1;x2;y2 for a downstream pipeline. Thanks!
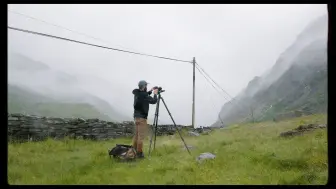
279;123;327;137
7;114;193;143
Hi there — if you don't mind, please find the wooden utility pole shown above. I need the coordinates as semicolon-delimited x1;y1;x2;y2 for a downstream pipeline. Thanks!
250;106;255;123
218;114;224;127
192;57;196;128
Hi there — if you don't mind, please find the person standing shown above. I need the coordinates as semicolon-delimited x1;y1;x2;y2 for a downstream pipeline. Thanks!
132;80;158;158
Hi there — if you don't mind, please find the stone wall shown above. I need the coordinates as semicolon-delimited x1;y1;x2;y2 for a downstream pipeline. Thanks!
7;113;194;142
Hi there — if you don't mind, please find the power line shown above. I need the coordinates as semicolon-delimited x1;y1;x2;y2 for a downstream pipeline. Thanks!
195;63;253;124
7;9;227;122
8;26;193;64
195;65;230;102
196;63;300;125
195;66;225;126
8;9;140;53
195;63;242;109
195;64;240;118
195;65;234;125
196;63;248;109
196;63;237;101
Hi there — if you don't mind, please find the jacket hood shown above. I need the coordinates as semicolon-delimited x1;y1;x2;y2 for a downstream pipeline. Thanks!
132;89;140;95
133;88;150;95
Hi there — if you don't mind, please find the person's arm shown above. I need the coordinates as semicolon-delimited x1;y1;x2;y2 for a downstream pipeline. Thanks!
145;89;158;104
147;87;156;95
145;94;157;104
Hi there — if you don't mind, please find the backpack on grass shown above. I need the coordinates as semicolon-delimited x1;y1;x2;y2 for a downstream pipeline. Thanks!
108;144;137;161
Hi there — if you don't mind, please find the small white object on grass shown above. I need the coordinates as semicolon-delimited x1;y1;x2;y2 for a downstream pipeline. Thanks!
196;152;216;162
188;131;200;136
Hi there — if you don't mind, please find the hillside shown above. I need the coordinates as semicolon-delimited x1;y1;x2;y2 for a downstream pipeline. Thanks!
7;52;130;121
213;14;328;127
8;114;327;184
8;84;112;120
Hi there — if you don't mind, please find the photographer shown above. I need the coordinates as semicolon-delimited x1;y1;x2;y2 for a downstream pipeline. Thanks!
132;80;158;158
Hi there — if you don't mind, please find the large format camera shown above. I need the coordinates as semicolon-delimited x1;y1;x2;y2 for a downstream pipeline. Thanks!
153;86;164;93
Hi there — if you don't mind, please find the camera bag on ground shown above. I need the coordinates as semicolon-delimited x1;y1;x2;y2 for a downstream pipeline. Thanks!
108;144;137;161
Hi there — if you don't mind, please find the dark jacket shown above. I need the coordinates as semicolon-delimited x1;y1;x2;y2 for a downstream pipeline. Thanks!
132;89;158;119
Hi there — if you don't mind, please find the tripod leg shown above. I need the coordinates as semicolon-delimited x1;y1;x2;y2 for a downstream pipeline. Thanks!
148;113;157;156
153;116;158;150
148;95;161;156
153;95;161;150
148;103;158;155
160;97;191;155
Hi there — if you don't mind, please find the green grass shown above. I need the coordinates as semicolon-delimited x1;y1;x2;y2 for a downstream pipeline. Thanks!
8;114;328;185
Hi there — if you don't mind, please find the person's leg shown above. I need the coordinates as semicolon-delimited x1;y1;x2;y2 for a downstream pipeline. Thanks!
136;118;148;157
132;118;139;150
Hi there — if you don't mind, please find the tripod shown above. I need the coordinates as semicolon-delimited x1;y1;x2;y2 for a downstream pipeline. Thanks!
148;90;191;156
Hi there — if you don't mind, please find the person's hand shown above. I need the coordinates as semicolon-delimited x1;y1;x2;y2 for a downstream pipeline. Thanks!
153;89;158;95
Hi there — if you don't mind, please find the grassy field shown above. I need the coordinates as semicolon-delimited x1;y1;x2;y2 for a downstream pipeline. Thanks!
8;114;328;185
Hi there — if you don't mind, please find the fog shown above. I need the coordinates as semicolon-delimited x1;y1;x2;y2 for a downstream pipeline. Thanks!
7;4;327;126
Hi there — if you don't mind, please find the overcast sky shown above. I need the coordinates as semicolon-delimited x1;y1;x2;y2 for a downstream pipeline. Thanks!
7;4;327;126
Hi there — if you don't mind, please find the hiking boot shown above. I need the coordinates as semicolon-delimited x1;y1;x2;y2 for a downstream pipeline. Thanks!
136;152;145;159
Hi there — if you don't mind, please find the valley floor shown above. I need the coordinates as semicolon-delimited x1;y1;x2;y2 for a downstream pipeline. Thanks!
8;114;328;184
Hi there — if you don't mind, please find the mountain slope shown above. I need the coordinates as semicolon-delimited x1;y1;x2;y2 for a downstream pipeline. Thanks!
8;84;113;120
213;14;328;127
7;53;130;121
258;14;328;90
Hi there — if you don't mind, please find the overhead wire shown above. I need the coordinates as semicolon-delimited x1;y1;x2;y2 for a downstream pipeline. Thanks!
8;26;193;64
8;24;264;125
196;62;276;123
196;63;250;122
195;63;237;100
195;64;238;124
195;63;258;124
195;65;225;126
196;62;311;124
195;63;246;110
195;65;230;102
195;64;238;125
8;9;141;53
7;9;231;103
8;10;191;123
